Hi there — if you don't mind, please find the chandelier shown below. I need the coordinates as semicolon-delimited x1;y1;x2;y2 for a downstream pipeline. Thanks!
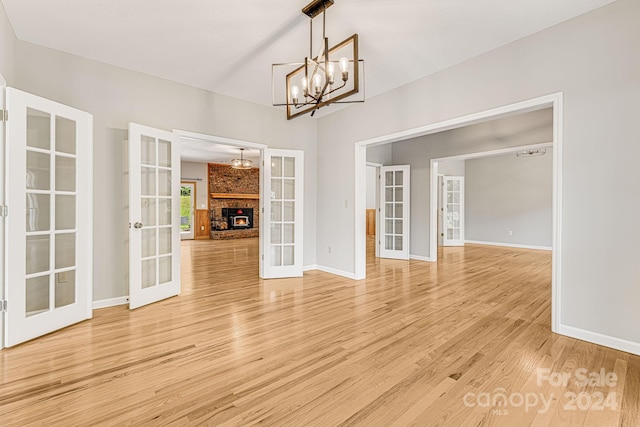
230;148;252;169
272;0;364;120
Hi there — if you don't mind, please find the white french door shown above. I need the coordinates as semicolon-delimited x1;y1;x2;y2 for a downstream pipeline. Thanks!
128;123;180;309
262;149;304;278
442;176;464;246
5;88;93;347
379;165;410;260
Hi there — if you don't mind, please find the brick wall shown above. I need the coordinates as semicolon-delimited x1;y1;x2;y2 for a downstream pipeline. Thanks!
209;163;260;239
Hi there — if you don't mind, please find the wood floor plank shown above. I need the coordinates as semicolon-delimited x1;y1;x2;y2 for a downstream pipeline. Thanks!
0;237;638;426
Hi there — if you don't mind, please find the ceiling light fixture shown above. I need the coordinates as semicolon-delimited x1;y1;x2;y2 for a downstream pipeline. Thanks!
230;148;252;169
516;148;546;157
272;0;364;120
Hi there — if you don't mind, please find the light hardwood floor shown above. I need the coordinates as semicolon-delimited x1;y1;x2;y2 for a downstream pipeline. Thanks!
1;237;639;426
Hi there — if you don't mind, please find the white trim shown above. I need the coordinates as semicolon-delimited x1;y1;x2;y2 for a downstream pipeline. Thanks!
354;91;563;337
366;161;383;167
315;265;358;280
303;264;318;272
410;254;434;262
174;129;268;150
93;296;129;310
559;324;640;357
465;240;552;251
432;142;553;163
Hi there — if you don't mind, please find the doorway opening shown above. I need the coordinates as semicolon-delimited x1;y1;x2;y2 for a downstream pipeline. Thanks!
356;92;562;332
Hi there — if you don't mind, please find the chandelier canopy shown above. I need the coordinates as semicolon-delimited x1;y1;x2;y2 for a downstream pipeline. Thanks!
272;0;364;120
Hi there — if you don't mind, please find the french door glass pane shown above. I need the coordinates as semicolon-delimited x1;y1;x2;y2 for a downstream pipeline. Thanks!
283;246;294;266
271;179;283;199
55;270;76;308
159;169;172;197
158;139;171;167
385;235;393;250
283;201;294;221
27;108;51;150
26;235;50;274
26;194;50;232
272;157;283;177
271;246;282;267
271;202;282;221
271;224;282;244
55;195;76;230
55;233;76;269
395;188;403;202
141;167;156;196
283;180;295;199
159;228;172;255
159;199;172;225
142;198;157;226
26;275;50;316
284;157;295;177
55;116;76;154
27;151;50;190
141;135;156;165
385;188;393;202
55;156;76;191
159;256;172;284
142;259;156;289
142;229;156;258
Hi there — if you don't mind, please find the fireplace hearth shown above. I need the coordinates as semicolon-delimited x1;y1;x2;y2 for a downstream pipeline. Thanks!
222;208;254;230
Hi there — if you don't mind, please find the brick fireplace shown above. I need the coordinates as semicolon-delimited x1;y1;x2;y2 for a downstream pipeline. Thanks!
209;163;259;240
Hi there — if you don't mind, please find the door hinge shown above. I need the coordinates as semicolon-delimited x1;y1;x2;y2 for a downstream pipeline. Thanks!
261;254;264;260
261;207;264;213
0;205;7;217
0;300;6;313
0;110;7;122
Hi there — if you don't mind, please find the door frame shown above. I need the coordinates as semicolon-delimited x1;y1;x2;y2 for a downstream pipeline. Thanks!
180;181;197;240
366;162;382;258
0;74;6;350
354;92;563;333
173;130;267;276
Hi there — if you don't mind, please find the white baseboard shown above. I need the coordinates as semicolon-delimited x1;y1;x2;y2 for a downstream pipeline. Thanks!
464;240;552;251
559;324;640;356
410;254;435;262
303;264;318;272
92;296;129;310
314;265;357;280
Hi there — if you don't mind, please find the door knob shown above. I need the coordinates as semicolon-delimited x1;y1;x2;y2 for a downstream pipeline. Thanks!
134;222;143;229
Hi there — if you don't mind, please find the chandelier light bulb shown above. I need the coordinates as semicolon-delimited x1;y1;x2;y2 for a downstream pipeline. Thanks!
313;73;322;95
327;62;335;85
291;85;300;105
339;57;349;81
301;76;309;95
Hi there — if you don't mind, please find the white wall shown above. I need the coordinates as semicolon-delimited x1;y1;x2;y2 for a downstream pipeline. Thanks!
465;150;552;248
180;161;208;209
14;41;317;302
438;160;465;177
317;0;640;348
0;2;15;84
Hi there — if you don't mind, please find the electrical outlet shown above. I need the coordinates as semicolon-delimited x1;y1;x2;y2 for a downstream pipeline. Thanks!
200;226;204;231
58;272;68;283
508;230;513;236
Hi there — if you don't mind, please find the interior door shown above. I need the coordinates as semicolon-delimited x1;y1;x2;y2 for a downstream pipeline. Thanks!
379;165;410;260
262;149;304;278
128;123;180;309
442;176;464;246
5;87;93;347
180;182;195;240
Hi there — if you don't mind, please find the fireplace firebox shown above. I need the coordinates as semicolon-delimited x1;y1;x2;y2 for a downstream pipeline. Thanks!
222;208;253;230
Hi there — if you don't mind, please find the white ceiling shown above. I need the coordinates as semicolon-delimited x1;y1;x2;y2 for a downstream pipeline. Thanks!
1;0;616;111
180;139;261;165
